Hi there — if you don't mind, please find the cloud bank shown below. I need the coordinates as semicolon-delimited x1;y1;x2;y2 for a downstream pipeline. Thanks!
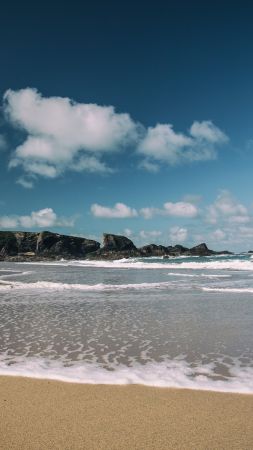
3;88;228;186
4;88;139;184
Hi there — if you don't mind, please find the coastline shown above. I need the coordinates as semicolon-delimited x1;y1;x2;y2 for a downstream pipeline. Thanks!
1;376;253;450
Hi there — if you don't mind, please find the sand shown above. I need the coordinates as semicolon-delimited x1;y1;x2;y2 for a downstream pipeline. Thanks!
0;377;253;450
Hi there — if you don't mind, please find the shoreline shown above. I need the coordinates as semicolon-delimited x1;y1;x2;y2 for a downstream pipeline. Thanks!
1;376;253;450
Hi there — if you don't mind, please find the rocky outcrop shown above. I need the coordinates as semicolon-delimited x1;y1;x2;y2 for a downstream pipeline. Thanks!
188;243;214;256
88;233;140;260
163;243;232;258
103;233;137;251
166;244;189;256
139;244;168;257
0;230;233;261
0;231;100;260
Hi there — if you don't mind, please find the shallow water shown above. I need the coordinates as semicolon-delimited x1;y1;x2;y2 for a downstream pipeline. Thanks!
0;255;253;392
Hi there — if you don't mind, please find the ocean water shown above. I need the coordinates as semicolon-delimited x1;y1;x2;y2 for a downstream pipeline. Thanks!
0;254;253;393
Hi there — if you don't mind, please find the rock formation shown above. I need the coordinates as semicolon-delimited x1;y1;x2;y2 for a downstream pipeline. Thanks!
88;233;139;260
0;230;233;261
139;244;168;257
0;231;100;261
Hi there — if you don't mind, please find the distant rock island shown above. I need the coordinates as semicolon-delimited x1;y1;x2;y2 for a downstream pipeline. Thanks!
0;230;233;261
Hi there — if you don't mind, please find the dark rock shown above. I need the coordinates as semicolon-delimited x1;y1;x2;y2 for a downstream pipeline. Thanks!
0;230;234;261
0;231;100;260
189;243;214;256
103;233;137;251
0;232;18;257
139;244;168;257
88;233;140;260
166;244;190;256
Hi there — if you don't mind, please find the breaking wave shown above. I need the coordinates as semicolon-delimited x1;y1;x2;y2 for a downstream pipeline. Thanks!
0;357;253;393
203;287;253;294
20;258;253;271
0;280;174;292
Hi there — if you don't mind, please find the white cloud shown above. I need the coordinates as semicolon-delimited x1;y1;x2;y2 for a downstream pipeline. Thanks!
189;121;228;144
91;202;138;219
138;159;159;173
3;88;229;183
139;230;162;240
139;207;158;219
140;201;198;219
210;229;226;241
138;124;192;165
138;120;228;169
16;177;34;189
0;208;74;229
70;155;113;174
0;216;19;228
206;191;249;224
163;201;198;218
169;226;188;243
4;88;139;181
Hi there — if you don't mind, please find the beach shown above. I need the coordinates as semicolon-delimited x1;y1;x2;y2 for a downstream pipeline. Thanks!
1;376;253;450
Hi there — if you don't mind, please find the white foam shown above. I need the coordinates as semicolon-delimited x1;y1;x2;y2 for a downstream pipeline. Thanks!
0;270;32;279
203;287;253;293
0;280;174;292
167;272;231;278
0;357;253;393
19;258;253;271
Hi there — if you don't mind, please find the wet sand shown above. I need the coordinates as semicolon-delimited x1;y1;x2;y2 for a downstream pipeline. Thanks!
0;376;253;450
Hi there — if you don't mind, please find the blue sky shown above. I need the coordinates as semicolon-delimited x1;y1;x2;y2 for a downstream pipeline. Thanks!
1;1;253;251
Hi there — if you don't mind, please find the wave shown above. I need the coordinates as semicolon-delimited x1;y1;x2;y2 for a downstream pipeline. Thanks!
0;357;253;393
19;258;253;271
167;272;231;278
0;280;175;292
203;287;253;293
0;270;32;279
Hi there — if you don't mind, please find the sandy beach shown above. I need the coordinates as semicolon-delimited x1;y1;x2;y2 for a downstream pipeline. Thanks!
0;377;252;450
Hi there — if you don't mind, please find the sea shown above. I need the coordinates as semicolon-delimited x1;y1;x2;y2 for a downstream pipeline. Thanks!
0;254;253;393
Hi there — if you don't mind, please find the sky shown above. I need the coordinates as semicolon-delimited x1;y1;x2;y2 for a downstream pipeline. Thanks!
1;0;253;251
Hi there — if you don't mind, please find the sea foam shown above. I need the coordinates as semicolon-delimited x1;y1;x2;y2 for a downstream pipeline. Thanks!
19;258;253;271
0;356;253;393
0;280;175;292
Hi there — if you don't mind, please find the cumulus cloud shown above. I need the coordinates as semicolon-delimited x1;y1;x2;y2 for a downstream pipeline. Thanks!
2;88;230;185
140;201;198;219
163;201;198;218
138;120;228;169
189;121;228;143
169;226;188;243
206;190;249;224
91;202;138;218
4;88;139;182
139;230;162;239
0;208;74;229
